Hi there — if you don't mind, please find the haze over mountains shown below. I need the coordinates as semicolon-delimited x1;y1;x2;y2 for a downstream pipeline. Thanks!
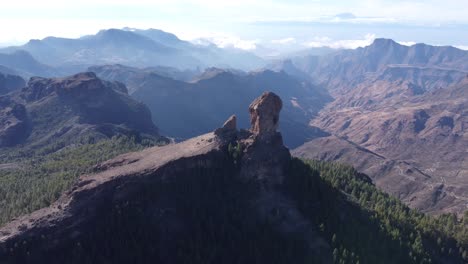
0;27;466;214
0;25;467;263
0;51;58;78
0;28;265;77
0;29;466;215
90;64;331;147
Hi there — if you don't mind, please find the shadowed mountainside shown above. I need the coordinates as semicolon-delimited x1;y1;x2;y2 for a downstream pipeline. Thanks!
91;65;331;148
0;50;59;78
0;72;25;95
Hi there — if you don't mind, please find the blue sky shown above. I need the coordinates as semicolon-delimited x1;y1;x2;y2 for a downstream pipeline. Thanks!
1;0;467;54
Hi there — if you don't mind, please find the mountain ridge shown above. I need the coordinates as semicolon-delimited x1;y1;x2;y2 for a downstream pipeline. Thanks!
287;39;468;214
0;28;265;72
0;72;165;150
91;65;331;147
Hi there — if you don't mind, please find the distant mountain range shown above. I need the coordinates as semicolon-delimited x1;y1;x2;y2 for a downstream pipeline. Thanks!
279;39;468;214
0;31;466;215
275;38;468;88
1;31;468;263
91;65;331;147
0;50;58;77
0;28;265;76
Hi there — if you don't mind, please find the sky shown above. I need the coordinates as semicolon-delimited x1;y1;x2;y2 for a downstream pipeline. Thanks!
1;0;468;55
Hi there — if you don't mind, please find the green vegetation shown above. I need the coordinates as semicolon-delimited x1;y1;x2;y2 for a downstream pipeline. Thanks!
227;141;242;164
286;158;468;263
5;161;313;264
2;140;468;263
0;135;163;226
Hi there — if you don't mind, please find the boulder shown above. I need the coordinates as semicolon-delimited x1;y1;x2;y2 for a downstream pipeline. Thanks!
214;114;237;137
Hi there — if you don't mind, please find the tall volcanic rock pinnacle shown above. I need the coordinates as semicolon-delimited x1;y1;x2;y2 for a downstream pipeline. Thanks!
0;92;318;264
249;92;282;136
240;92;291;185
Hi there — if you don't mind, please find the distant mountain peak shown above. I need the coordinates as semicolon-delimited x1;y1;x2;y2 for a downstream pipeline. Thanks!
193;67;239;82
1;27;265;71
335;13;357;19
95;28;136;38
370;38;400;48
25;39;42;45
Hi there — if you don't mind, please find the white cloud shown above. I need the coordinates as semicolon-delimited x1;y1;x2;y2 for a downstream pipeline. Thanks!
455;45;468;50
1;0;173;8
304;34;376;49
1;0;468;49
320;13;399;24
271;38;296;45
190;33;259;51
397;41;417;46
0;19;167;43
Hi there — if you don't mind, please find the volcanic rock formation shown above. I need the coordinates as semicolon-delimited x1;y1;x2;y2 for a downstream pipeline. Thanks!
0;91;329;264
240;92;291;185
249;91;282;136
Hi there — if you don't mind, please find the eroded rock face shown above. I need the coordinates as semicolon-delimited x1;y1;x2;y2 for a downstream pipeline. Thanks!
249;92;282;137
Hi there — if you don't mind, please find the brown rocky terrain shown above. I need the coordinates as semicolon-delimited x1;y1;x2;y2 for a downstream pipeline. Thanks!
291;40;468;214
0;92;331;264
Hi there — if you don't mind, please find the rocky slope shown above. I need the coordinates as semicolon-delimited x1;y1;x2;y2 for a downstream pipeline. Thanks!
290;39;468;214
0;72;164;149
91;66;331;148
278;39;468;89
